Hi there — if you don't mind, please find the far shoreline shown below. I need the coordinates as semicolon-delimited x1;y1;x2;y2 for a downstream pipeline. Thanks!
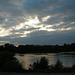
15;51;75;55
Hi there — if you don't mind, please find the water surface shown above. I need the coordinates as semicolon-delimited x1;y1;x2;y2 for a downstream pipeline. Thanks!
15;52;75;69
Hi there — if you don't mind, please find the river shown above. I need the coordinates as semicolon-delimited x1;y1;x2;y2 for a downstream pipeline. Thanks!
15;52;75;70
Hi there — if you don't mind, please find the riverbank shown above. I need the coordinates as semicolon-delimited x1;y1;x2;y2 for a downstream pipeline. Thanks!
0;72;75;75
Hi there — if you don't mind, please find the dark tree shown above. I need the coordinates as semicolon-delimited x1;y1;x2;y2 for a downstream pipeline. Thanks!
55;59;63;69
54;59;63;72
30;57;49;72
0;51;25;72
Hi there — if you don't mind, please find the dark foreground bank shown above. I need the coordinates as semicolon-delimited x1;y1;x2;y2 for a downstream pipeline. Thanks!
0;72;75;75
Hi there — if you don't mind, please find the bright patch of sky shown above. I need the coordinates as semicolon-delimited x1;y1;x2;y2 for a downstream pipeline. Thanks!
0;0;75;45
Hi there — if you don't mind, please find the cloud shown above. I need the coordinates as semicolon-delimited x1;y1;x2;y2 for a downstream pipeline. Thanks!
0;0;75;45
7;29;75;45
42;16;51;22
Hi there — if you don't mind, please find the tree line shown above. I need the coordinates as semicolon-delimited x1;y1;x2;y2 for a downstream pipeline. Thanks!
0;43;75;53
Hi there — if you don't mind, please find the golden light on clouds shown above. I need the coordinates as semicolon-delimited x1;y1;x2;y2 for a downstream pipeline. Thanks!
71;22;75;24
13;23;25;30
25;16;40;26
55;22;64;26
58;27;75;31
0;27;11;37
0;41;9;43
20;31;31;37
39;27;55;32
42;16;51;22
20;29;39;37
0;41;10;45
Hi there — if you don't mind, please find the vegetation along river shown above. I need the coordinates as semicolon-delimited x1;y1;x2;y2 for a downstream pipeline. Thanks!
15;52;75;70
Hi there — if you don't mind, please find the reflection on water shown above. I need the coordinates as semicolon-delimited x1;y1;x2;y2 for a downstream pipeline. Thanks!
15;52;75;69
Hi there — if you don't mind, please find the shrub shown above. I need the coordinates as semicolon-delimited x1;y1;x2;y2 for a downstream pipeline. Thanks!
30;57;49;72
0;51;24;72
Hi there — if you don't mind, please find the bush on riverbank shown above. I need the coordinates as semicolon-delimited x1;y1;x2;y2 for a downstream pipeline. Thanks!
29;57;75;73
29;57;49;72
0;51;25;72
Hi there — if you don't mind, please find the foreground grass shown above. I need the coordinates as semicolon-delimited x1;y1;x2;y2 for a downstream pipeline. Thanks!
0;72;75;75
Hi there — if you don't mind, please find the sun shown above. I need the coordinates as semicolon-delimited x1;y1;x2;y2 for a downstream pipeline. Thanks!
25;16;40;26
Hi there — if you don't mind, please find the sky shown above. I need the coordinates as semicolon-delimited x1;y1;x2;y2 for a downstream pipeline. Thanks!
0;0;75;45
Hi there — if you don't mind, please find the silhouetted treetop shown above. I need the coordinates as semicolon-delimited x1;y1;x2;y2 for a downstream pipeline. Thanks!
0;43;75;53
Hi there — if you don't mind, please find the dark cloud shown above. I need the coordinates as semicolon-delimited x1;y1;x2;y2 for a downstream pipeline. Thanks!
23;0;75;27
0;0;75;45
0;16;6;24
23;0;60;16
6;29;75;45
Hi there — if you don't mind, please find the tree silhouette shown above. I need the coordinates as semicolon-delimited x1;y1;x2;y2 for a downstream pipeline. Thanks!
0;43;75;53
0;51;24;72
30;57;49;72
54;59;63;72
55;59;63;69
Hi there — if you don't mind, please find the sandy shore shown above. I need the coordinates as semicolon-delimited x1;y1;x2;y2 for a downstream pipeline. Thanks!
0;72;75;75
